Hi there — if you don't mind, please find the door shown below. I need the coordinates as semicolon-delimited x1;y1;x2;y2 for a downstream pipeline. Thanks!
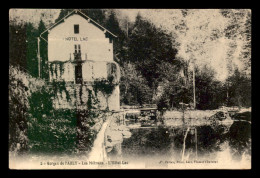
75;64;83;84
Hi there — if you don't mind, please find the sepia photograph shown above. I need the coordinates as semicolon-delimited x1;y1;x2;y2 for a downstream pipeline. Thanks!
9;8;251;169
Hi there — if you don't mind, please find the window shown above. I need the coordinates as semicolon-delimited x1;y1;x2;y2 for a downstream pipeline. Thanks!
74;44;82;61
74;44;81;53
78;45;81;53
74;24;79;34
74;45;77;53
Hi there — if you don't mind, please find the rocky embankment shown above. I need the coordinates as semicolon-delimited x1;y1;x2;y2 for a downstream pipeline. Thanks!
162;108;251;127
231;111;251;122
105;118;131;154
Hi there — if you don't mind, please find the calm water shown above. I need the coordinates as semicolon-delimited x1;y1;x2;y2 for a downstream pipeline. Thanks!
107;120;251;165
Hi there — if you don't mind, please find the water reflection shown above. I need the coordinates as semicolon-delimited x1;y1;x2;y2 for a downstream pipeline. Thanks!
228;121;251;161
107;119;251;164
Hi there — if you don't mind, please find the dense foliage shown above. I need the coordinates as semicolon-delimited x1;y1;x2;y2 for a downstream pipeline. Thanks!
9;66;30;153
9;19;48;80
9;66;108;154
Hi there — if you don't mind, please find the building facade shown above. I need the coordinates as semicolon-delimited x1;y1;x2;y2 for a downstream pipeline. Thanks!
41;10;120;111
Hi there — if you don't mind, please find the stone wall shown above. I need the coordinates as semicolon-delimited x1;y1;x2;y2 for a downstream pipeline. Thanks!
51;83;120;111
48;60;120;111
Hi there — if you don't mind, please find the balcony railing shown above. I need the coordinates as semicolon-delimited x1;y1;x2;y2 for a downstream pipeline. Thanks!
70;52;88;63
74;52;82;61
49;54;121;83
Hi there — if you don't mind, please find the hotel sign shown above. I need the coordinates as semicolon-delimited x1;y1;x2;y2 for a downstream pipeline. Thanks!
64;37;88;41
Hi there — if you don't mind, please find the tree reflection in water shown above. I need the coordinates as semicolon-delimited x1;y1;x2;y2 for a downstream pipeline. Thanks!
228;121;251;161
110;121;251;162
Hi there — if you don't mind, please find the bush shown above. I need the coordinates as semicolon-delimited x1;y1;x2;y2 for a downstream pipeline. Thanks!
9;66;31;154
28;109;77;154
27;82;105;154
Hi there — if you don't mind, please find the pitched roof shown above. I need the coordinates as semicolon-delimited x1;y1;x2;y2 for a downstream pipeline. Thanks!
40;9;117;40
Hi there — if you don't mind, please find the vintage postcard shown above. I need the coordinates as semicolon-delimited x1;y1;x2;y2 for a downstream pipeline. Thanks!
9;9;251;169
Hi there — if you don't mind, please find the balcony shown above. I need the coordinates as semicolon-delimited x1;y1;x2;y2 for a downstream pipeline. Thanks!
70;52;87;63
47;53;121;84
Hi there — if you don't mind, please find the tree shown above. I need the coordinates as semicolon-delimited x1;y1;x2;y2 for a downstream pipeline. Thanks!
128;14;177;93
226;68;251;107
55;9;74;22
118;12;185;106
26;22;38;77
195;66;226;110
105;10;126;63
220;9;251;78
120;63;153;106
38;19;48;80
9;23;27;71
82;9;106;26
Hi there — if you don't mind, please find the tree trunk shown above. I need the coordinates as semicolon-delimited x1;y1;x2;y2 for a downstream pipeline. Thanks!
193;62;196;109
181;127;190;161
37;37;41;78
106;95;109;110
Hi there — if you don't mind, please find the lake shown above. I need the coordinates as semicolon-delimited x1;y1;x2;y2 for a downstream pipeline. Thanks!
107;118;251;169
